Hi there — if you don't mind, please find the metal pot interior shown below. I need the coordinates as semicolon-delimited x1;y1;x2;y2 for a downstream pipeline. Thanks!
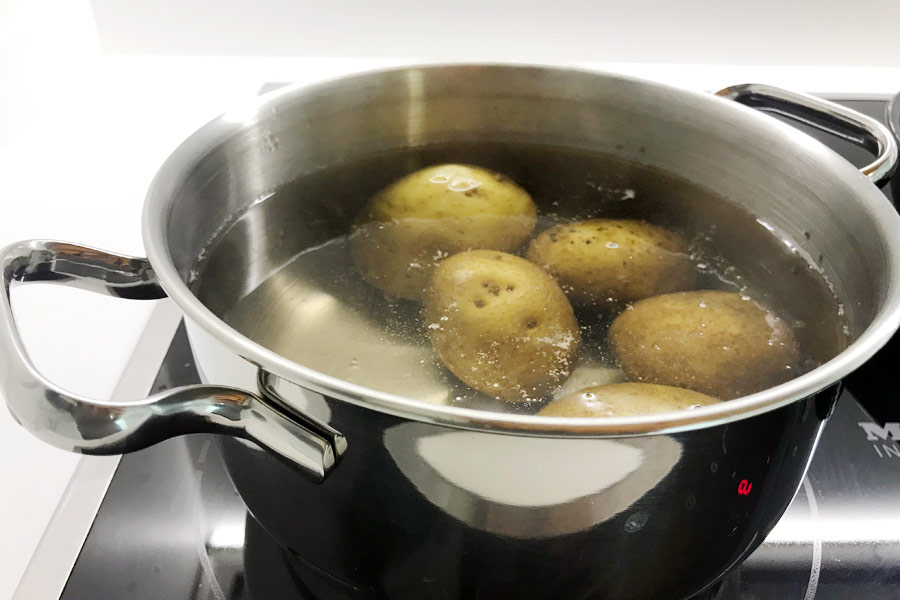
144;65;900;423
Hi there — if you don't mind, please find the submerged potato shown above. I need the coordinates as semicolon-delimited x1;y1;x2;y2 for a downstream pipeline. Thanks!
526;219;696;305
425;250;581;402
608;290;800;399
351;164;537;300
539;383;719;417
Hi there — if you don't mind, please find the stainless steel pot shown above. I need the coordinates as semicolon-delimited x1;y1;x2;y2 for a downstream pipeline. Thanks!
3;66;900;600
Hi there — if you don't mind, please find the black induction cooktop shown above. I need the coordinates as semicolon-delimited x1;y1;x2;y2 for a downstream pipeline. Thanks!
28;97;900;600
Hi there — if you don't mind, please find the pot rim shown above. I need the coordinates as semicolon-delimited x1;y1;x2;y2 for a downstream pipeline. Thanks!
142;63;900;437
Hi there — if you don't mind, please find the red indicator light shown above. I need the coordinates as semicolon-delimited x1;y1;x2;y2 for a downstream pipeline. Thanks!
737;480;752;496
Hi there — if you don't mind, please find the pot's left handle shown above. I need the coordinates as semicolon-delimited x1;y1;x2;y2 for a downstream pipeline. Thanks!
0;240;338;482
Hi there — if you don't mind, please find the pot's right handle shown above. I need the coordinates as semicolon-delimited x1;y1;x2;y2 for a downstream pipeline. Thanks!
0;240;340;482
716;83;899;187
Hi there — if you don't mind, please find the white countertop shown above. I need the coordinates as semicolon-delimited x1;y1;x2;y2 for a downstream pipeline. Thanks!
2;0;900;598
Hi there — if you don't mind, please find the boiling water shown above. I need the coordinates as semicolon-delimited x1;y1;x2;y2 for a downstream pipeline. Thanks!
194;142;847;412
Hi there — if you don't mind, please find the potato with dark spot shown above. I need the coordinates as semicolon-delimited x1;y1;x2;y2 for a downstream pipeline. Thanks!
539;383;719;417
526;219;696;305
425;250;581;402
351;164;537;300
608;290;800;399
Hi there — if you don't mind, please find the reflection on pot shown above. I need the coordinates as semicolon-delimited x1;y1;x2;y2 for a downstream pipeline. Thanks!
385;422;682;537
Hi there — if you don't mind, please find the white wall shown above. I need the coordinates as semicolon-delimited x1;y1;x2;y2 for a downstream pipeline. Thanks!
89;0;900;66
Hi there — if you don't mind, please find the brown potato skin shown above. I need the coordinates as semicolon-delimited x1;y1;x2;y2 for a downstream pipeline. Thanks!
526;219;696;305
539;383;719;417
425;250;581;402
608;290;800;399
351;164;537;300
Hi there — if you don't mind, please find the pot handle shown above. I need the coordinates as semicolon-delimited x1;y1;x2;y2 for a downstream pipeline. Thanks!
715;83;899;187
0;240;339;482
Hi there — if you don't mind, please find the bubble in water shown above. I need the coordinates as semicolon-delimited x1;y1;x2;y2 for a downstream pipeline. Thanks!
429;174;451;184
698;301;707;308
605;241;619;249
624;512;649;533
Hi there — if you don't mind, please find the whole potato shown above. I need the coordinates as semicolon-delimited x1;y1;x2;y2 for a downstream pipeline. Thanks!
425;250;581;402
526;219;695;305
351;164;537;300
608;290;800;399
539;383;719;417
